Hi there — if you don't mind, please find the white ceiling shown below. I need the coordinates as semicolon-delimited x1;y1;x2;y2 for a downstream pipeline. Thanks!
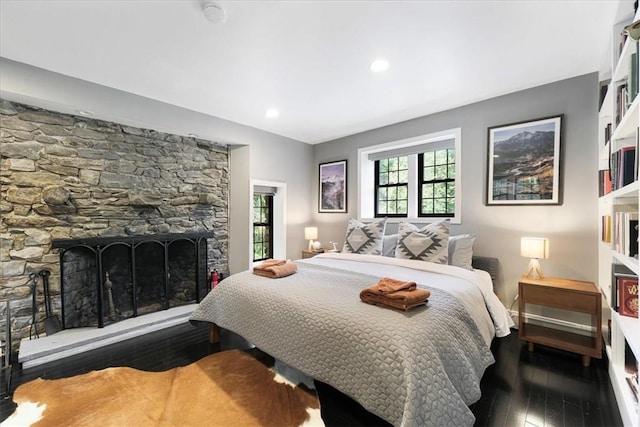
0;1;621;144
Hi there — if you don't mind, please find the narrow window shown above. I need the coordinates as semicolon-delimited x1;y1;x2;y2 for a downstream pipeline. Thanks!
253;193;273;261
418;148;455;217
375;156;409;217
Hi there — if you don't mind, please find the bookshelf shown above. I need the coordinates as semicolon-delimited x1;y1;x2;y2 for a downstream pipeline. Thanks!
599;4;640;426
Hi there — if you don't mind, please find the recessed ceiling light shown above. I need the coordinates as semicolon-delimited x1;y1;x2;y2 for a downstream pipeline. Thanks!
265;108;279;119
370;59;389;73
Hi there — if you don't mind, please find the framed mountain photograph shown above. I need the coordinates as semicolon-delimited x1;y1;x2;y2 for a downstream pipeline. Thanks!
486;115;563;205
319;160;347;213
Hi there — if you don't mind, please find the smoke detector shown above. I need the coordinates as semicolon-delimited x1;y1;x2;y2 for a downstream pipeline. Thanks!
202;2;227;24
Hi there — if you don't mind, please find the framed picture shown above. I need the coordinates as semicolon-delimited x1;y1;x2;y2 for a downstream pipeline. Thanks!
486;115;563;205
319;160;347;213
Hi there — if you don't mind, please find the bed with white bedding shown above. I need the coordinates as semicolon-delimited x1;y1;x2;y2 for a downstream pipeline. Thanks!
189;252;514;427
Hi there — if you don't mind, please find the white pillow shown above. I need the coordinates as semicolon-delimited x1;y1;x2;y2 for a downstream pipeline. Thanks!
342;217;387;255
382;234;398;257
394;220;450;264
448;234;477;270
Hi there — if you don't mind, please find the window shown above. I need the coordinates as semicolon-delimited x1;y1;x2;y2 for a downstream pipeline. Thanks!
418;148;455;217
358;128;461;223
375;156;408;216
252;193;273;262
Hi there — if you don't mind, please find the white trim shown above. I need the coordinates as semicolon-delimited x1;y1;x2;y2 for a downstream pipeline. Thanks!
357;127;462;223
251;180;287;263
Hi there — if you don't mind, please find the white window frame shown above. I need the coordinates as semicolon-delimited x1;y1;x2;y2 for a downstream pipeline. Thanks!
357;128;462;224
250;180;287;266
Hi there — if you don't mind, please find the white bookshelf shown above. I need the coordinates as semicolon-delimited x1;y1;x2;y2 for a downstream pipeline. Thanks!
599;4;640;426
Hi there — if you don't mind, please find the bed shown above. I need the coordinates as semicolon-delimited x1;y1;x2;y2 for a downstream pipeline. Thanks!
189;252;514;427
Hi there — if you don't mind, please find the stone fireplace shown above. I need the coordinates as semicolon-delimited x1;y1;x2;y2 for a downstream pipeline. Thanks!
54;232;213;329
0;99;229;350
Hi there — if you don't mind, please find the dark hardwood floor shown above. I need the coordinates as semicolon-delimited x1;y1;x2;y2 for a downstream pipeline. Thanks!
471;331;622;427
1;323;623;426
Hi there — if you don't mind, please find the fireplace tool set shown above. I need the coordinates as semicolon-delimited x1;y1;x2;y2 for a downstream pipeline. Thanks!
28;270;62;339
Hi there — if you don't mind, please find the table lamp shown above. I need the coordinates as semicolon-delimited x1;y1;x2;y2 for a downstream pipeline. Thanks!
521;237;549;280
305;227;318;252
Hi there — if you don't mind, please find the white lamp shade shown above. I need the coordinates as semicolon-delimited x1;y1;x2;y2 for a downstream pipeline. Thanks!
520;237;549;259
304;227;318;240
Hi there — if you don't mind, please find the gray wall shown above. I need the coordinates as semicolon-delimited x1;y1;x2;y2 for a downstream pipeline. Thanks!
312;73;598;306
0;58;314;274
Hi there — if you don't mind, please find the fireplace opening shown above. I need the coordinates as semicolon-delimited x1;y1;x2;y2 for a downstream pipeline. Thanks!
54;232;213;329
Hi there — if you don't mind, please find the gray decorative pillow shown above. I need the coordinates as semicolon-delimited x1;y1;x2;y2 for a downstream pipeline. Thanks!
448;234;477;270
395;220;450;264
342;217;387;255
382;234;398;257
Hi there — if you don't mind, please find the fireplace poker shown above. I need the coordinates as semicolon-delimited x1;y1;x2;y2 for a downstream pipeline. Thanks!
29;273;39;339
40;269;62;335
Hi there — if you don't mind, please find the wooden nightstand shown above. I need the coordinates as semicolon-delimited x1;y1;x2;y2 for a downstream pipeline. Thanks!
518;276;602;367
301;250;324;259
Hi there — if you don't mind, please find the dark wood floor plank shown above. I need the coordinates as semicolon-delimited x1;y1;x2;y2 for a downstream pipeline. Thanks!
545;371;566;427
564;400;585;426
484;388;512;427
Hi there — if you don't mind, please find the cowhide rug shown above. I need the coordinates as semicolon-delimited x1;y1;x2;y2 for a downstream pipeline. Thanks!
2;350;323;427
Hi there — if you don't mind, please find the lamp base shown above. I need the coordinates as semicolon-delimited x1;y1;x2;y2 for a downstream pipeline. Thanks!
308;239;314;252
524;258;544;280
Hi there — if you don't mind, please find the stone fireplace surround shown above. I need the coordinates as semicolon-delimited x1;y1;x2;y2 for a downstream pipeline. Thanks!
0;99;229;352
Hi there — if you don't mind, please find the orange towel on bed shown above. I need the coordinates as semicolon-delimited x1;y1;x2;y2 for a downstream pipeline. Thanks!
359;279;430;311
376;277;417;293
253;259;297;278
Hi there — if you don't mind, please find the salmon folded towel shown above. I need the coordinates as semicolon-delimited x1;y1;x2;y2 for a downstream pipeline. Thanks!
376;277;417;293
253;259;298;278
359;279;431;311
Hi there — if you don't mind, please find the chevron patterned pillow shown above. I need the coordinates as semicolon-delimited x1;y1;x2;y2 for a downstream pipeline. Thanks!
342;217;387;255
395;220;450;263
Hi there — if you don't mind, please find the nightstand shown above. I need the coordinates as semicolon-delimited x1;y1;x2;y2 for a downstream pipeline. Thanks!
301;250;324;259
518;276;602;367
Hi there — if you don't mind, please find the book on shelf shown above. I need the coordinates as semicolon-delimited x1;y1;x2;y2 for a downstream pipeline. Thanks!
613;211;638;257
599;169;612;196
618;276;639;318
620;146;636;188
626;375;639;403
602;215;612;243
609;145;637;191
612;264;637;312
616;82;629;126
620;30;629;56
629;51;639;105
624;345;639;403
629;218;639;258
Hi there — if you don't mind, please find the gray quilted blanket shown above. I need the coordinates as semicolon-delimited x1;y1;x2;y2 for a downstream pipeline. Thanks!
190;261;495;426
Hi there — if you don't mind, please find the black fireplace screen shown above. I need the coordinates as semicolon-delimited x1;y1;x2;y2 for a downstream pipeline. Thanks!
53;232;213;329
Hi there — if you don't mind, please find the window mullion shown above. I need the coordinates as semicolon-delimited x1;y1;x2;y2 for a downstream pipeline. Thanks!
407;154;418;218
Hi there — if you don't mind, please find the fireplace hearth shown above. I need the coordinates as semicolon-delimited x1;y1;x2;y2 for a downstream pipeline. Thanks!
53;232;213;329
